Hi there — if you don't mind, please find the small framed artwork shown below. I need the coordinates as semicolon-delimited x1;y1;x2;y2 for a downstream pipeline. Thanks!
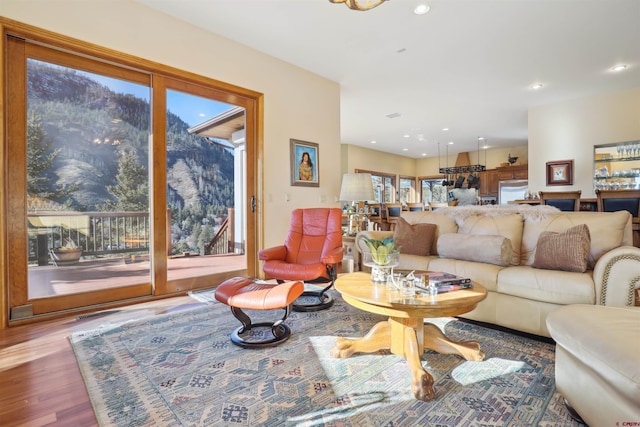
290;139;319;187
546;160;574;186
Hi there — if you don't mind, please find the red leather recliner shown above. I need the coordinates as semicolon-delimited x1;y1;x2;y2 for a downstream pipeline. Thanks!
259;208;344;311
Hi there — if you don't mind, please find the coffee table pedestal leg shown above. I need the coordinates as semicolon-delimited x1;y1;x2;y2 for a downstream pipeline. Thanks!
331;317;484;401
400;321;436;401
331;317;437;401
423;322;485;361
331;320;391;358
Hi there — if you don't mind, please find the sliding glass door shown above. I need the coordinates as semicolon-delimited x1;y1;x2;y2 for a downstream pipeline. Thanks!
5;33;257;319
164;85;248;285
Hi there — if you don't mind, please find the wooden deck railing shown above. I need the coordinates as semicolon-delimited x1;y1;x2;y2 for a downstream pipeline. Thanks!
28;211;150;265
28;209;237;265
205;208;235;255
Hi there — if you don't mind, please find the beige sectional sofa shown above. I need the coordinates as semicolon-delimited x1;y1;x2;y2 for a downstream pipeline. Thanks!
546;304;640;425
355;205;640;338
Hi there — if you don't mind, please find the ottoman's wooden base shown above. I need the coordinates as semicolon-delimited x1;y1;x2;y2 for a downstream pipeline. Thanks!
215;277;304;348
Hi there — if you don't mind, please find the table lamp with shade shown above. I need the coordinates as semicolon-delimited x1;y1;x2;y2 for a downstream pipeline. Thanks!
339;173;375;235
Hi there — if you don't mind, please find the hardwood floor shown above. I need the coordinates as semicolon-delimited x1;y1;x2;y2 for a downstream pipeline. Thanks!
0;294;202;427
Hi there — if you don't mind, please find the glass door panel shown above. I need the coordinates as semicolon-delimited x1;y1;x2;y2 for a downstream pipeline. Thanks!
25;59;152;300
165;89;247;283
6;37;155;318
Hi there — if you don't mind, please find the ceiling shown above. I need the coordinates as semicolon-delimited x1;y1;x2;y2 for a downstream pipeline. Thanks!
137;0;640;159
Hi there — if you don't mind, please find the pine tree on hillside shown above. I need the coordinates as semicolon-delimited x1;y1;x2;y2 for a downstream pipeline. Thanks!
103;150;149;212
26;114;77;206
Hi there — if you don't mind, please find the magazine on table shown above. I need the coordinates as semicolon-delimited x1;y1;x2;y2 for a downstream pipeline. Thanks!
415;271;472;287
431;282;473;293
412;272;473;294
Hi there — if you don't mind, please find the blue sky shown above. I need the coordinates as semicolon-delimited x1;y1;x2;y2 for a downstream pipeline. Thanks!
166;90;232;127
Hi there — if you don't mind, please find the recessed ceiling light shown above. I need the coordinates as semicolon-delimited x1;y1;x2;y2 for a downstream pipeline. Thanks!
448;141;454;145
611;64;628;72
370;140;377;144
482;145;489;149
478;137;485;141
414;4;430;15
402;148;409;151
422;153;427;156
442;127;449;131
529;83;544;90
403;134;410;138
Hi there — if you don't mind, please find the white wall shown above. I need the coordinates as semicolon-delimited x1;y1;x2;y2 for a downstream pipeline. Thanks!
0;0;342;249
343;144;416;176
528;87;640;197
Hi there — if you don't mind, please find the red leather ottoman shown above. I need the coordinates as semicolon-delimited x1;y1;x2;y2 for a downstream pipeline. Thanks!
214;277;304;348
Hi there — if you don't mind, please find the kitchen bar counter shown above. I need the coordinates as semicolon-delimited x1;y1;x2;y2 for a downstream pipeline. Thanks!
512;198;597;211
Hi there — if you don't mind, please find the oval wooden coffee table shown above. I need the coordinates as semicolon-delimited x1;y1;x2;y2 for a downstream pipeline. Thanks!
330;271;487;401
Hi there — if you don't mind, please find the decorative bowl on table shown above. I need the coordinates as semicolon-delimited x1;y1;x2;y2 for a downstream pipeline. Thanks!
361;237;400;285
363;251;399;284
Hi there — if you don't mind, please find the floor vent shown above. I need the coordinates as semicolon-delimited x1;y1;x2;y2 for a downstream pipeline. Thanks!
76;310;121;320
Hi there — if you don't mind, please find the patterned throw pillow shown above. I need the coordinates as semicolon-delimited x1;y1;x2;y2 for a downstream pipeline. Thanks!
393;217;437;256
532;224;591;272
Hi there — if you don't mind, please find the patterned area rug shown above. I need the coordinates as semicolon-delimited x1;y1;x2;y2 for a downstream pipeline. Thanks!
70;290;584;426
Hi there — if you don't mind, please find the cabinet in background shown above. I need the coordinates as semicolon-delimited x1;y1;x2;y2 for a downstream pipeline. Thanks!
496;164;528;181
478;170;499;197
594;141;640;191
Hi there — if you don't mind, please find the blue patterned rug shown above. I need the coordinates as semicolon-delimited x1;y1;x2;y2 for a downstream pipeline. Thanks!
70;290;584;426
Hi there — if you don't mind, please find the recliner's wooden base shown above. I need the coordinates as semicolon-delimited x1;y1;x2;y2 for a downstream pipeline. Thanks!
292;290;334;312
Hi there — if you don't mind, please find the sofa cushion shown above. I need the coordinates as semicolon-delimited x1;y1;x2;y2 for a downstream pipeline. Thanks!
393;216;437;256
521;211;631;268
396;253;435;271
437;233;512;266
400;211;458;255
497;266;595;305
532;224;591;273
458;214;524;265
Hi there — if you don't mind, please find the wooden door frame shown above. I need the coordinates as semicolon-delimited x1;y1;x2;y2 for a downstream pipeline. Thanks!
0;17;263;326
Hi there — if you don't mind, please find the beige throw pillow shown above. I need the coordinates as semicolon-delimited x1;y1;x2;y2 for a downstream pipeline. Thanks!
393;217;437;256
437;233;513;266
458;214;524;266
532;224;591;273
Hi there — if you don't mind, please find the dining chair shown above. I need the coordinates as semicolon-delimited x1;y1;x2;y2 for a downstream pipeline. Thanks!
428;202;449;211
406;202;425;212
539;190;582;212
596;189;640;247
385;203;403;230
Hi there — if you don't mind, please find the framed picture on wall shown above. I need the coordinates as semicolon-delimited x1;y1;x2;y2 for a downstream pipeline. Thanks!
546;160;574;186
290;139;319;187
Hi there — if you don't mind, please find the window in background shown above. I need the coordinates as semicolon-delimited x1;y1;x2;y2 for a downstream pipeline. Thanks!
419;177;448;204
399;176;416;204
357;169;396;203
